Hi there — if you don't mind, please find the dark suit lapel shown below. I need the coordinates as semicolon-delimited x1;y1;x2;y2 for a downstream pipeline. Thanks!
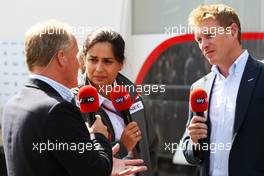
233;56;259;139
26;78;62;98
203;72;216;95
116;73;138;100
202;73;216;175
197;72;217;119
204;73;216;143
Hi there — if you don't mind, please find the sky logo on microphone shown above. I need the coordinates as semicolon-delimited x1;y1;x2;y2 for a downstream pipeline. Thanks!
196;98;206;104
115;94;130;104
115;97;124;104
80;96;95;104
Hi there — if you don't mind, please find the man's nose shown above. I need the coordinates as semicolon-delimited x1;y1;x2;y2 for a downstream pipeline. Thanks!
200;39;209;52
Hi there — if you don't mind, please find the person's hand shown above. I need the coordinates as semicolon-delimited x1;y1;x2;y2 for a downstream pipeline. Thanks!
111;144;147;176
187;116;208;144
120;122;142;152
88;115;108;138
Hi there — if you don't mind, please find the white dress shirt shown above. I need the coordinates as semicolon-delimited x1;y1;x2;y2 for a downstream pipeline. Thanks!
209;50;249;176
99;94;126;141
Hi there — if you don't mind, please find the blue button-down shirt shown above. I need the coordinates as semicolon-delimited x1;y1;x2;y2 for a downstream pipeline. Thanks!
30;74;73;103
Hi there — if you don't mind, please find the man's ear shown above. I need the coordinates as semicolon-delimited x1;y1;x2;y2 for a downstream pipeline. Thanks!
56;50;67;66
230;23;239;38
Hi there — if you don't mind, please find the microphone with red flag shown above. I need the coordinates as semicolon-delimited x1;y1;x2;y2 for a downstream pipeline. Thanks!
110;85;140;152
190;88;208;117
78;85;99;125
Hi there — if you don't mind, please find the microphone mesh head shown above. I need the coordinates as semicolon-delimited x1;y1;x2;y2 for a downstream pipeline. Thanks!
190;88;208;112
78;85;99;113
110;85;132;111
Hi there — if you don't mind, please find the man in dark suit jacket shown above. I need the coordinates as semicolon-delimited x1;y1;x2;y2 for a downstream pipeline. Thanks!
2;20;146;176
183;4;264;176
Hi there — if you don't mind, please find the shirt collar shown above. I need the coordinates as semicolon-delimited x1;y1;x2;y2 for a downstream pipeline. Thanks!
30;74;73;103
211;50;249;77
97;80;118;110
